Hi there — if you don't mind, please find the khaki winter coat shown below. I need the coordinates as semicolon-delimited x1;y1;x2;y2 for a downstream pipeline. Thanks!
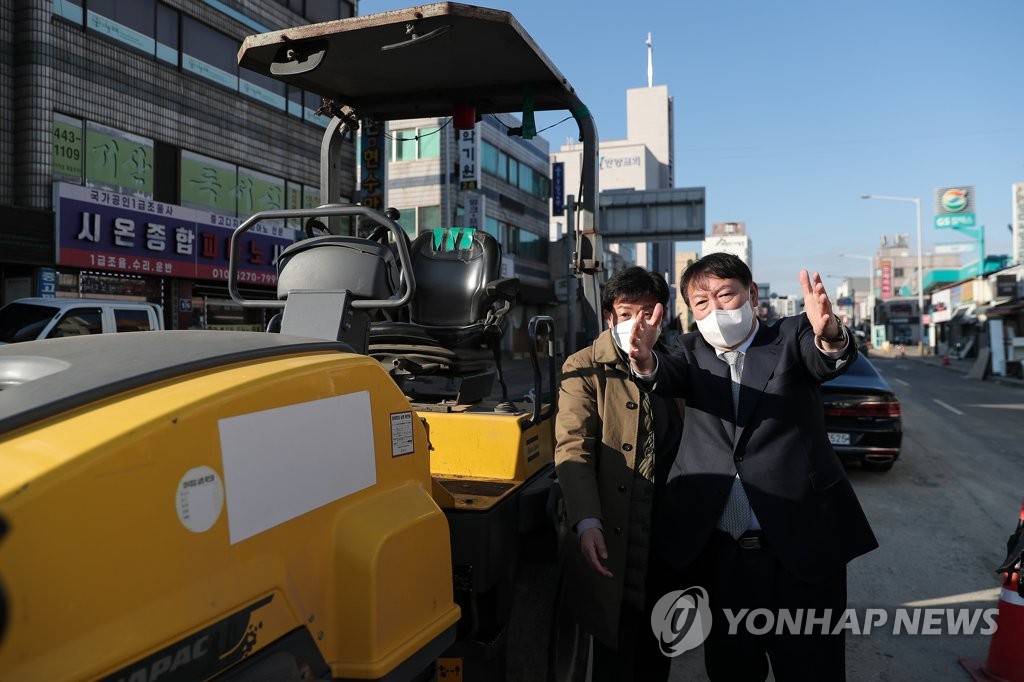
554;329;685;647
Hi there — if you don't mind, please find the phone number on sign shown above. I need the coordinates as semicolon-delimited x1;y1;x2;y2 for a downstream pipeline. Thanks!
210;268;278;286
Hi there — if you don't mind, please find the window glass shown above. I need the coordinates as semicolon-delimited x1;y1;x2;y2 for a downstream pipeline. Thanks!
114;308;155;332
305;1;340;23
507;158;518;187
53;0;84;24
87;0;156;54
396;207;417;237
484;217;500;241
303;91;327;126
518;164;533;193
518;230;547;262
533;173;549;200
497;151;508;181
240;67;286;110
482;141;499;175
48;309;103;337
394;130;417;161
181;16;238;90
418;205;441;233
287;86;304;118
418;127;440;158
155;3;179;65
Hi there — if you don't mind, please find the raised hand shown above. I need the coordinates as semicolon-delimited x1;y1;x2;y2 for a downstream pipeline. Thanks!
799;269;842;340
628;302;664;374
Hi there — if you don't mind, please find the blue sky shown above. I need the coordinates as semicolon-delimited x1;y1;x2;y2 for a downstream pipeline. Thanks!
361;0;1023;296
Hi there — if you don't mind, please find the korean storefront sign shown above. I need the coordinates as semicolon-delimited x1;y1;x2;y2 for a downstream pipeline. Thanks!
360;119;387;211
54;182;297;286
459;127;480;190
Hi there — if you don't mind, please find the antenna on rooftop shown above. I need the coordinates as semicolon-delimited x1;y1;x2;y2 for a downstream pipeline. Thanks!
646;32;653;87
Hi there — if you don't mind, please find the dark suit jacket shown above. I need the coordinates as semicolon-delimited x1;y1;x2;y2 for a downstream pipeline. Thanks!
650;314;878;582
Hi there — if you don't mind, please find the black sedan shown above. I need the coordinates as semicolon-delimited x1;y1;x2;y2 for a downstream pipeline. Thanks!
821;354;902;472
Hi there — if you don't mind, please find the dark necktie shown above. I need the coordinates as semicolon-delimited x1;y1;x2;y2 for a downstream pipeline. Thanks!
635;391;656;482
719;350;750;539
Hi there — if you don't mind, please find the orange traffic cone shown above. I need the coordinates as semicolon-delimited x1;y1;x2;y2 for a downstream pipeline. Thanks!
961;500;1024;682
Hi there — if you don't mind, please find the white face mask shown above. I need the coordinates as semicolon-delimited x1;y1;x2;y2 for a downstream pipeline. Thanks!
696;303;755;349
612;317;659;354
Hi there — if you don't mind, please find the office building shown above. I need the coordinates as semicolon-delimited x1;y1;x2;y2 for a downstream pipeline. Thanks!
1;1;357;329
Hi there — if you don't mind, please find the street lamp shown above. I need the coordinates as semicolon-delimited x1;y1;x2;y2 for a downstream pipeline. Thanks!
860;194;925;355
839;253;875;329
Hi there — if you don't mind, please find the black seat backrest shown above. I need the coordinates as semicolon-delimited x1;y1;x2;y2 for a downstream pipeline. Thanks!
409;227;502;328
276;235;399;301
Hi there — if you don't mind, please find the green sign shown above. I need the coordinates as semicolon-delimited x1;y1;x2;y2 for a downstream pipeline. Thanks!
302;185;321;209
286;181;303;229
934;185;975;230
237;167;285;216
180;151;237;214
52;114;83;181
935;214;976;229
85;122;154;196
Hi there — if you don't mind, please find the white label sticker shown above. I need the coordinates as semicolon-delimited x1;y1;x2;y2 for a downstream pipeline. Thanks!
391;411;414;457
219;391;377;545
176;465;224;533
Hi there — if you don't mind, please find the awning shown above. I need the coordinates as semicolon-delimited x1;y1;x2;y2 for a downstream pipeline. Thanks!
985;300;1024;317
949;304;977;324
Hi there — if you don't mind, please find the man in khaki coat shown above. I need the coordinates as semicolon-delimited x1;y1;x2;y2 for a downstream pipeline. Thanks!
555;267;685;681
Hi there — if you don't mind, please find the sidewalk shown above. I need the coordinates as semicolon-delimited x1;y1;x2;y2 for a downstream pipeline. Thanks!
870;345;1024;389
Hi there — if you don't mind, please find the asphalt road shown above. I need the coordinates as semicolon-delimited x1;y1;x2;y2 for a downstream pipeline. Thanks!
666;355;1024;681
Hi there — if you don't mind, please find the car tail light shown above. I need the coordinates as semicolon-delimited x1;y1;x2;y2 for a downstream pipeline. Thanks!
825;399;901;418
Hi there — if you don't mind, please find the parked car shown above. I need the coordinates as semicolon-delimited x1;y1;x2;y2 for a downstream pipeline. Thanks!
0;298;164;344
821;354;902;472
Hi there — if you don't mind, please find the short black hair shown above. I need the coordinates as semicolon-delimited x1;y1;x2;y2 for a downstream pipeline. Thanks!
601;266;670;313
679;253;753;306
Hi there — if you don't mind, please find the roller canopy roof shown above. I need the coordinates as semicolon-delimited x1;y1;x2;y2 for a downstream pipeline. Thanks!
237;2;586;121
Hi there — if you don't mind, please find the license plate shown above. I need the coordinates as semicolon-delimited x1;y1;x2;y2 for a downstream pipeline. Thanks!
437;658;463;681
828;432;850;446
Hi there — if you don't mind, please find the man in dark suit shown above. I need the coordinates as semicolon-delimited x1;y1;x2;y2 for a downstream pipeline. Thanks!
627;253;877;681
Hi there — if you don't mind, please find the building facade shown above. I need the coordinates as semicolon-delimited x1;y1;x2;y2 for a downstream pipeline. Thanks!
1;0;357;329
376;114;556;353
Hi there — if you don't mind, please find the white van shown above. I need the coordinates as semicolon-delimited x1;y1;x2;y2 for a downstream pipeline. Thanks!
0;298;164;344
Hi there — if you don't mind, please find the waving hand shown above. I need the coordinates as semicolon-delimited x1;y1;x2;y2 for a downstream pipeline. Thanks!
800;269;843;340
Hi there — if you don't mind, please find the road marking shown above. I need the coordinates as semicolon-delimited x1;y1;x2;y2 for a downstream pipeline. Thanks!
933;399;964;415
892;378;910;386
904;587;1000;608
970;404;1024;411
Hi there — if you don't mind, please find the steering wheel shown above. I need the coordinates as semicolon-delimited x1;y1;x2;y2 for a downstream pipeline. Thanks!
303;218;330;239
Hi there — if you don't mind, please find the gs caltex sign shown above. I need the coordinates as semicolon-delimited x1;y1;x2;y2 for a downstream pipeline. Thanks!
934;186;976;229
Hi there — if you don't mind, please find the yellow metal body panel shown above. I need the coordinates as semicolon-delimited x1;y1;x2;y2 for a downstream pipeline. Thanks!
0;351;459;680
424;405;554;511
